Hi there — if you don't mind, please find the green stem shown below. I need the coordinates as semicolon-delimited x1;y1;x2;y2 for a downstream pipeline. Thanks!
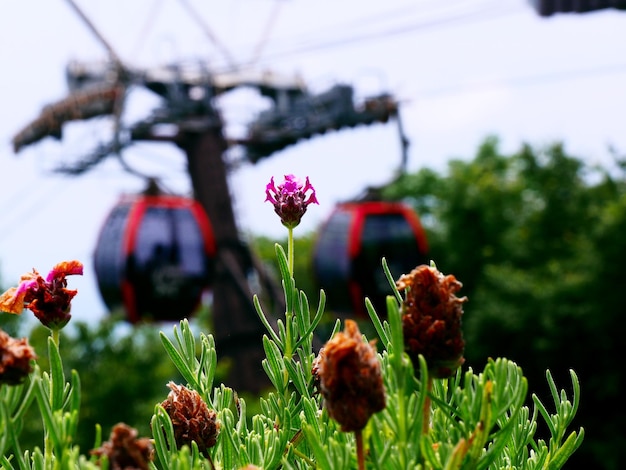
422;376;433;435
355;429;365;470
50;328;60;348
47;329;61;469
397;375;408;467
283;226;295;392
287;227;294;277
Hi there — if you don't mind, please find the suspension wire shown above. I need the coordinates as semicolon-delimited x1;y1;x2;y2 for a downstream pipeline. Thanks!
263;0;500;51
63;0;125;65
217;1;522;71
0;178;75;244
130;0;164;60
176;0;239;70
247;0;284;67
409;61;626;100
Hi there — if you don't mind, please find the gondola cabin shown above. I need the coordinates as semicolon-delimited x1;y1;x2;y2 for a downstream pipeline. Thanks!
313;201;428;317
93;193;216;323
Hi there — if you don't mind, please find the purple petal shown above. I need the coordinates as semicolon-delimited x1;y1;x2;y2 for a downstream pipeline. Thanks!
15;279;38;296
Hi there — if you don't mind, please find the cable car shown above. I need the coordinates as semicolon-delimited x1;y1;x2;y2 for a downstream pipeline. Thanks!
93;189;216;323
312;201;428;317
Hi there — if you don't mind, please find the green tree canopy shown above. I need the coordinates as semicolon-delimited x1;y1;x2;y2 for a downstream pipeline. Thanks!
381;137;626;469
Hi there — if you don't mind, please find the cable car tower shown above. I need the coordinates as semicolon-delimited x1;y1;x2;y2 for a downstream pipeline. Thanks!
11;0;403;392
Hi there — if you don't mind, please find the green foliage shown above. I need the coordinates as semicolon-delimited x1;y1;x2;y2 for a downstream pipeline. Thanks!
250;233;319;306
382;137;625;469
0;242;583;469
13;315;185;453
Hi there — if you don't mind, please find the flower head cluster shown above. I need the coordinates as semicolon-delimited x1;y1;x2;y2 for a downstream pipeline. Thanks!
160;382;220;455
313;320;386;432
397;264;467;379
265;174;318;228
0;260;83;330
0;328;37;385
90;422;153;470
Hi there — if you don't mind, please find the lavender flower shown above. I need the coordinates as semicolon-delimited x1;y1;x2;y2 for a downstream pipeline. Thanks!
265;174;318;228
0;260;83;330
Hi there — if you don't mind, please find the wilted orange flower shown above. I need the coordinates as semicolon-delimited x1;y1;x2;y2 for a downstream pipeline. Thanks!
314;320;386;432
397;264;467;379
90;422;153;470
0;328;36;385
160;382;220;455
0;260;83;329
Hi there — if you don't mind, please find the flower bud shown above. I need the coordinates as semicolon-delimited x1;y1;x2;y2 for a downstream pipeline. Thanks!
0;328;36;385
160;382;220;455
397;265;467;378
90;422;153;470
265;174;318;229
314;320;386;431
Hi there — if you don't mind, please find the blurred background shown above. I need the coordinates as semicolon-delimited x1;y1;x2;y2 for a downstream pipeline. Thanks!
1;0;625;468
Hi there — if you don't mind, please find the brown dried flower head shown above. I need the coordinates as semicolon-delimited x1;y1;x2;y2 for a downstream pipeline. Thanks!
90;422;153;470
314;319;386;432
397;264;467;379
0;328;36;385
160;382;220;455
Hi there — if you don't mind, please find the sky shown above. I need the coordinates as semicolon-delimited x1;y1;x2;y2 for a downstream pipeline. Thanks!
1;0;625;323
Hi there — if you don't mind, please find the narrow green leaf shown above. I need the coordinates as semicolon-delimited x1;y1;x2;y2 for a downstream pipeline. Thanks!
31;449;45;470
151;406;172;469
11;371;38;423
275;243;295;312
47;336;65;410
295;290;310;337
220;409;238;470
34;378;61;452
366;297;390;350
546;370;560;411
253;294;282;346
180;319;197;364
0;402;10;459
301;423;332;470
262;336;286;393
548;428;585;470
387;296;404;359
160;331;198;389
532;393;557;439
293;290;326;352
284;358;308;397
476;406;520;470
569;369;581;422
0;455;16;470
382;257;403;305
68;370;81;438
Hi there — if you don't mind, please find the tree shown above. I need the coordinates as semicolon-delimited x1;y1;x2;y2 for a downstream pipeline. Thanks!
381;137;626;470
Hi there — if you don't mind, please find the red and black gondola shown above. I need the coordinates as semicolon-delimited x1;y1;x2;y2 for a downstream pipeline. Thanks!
93;191;216;323
313;201;428;317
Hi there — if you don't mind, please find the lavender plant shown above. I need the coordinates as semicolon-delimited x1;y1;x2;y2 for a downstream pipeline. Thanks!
0;175;583;469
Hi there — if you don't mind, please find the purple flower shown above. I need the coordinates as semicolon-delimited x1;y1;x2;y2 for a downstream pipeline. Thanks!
265;174;318;229
0;260;84;330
